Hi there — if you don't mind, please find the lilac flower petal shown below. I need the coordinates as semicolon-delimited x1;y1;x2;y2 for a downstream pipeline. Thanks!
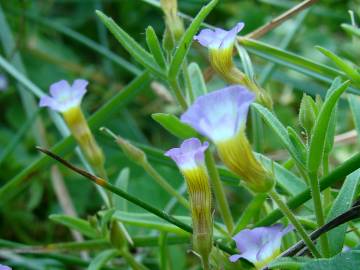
194;22;245;50
50;80;71;98
165;138;208;170
230;224;292;265
39;79;88;112
0;265;11;270
229;254;242;263
181;85;255;143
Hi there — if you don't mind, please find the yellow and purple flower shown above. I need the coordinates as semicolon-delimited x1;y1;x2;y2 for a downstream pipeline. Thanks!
39;79;87;112
230;224;293;269
194;22;244;50
39;79;104;174
165;138;212;268
194;24;273;108
181;85;274;193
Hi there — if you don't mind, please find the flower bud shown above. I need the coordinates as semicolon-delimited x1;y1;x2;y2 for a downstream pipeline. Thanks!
299;94;318;135
114;136;147;165
160;0;184;43
181;85;274;193
165;138;213;266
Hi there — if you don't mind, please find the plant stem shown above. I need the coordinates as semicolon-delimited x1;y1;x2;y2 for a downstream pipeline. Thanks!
121;248;149;270
142;162;190;209
268;189;321;258
169;78;188;110
308;172;330;257
182;60;195;103
205;151;234;233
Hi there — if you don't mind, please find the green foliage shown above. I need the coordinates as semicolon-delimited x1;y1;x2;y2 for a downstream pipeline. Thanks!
1;0;360;269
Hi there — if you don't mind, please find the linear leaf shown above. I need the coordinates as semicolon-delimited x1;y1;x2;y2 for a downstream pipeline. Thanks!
168;0;218;79
146;26;167;69
50;214;98;238
341;23;360;38
307;80;349;173
348;95;360;144
252;103;304;167
240;38;360;95
326;169;360;256
152;113;199;139
88;249;119;270
187;62;207;98
96;10;164;78
316;46;360;85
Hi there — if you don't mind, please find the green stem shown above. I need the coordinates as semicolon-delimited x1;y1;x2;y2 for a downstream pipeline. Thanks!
308;172;330;257
182;60;195;103
268;189;321;258
205;151;234;233
121;248;149;270
141;162;189;209
169;78;188;110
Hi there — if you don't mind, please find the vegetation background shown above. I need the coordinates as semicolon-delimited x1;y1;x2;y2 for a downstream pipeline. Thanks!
0;0;359;269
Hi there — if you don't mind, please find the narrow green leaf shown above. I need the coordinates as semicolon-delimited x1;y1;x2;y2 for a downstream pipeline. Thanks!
112;211;191;235
341;23;360;38
187;62;207;98
152;113;199;139
168;0;218;79
96;10;164;78
88;249;119;270
348;94;360;144
236;43;254;79
240;38;360;95
49;214;98;238
307;80;350;173
326;169;360;256
114;168;130;211
316;46;360;85
146;26;167;69
287;126;306;165
252;103;304;167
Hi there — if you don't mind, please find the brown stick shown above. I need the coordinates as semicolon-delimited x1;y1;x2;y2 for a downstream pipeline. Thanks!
246;0;318;39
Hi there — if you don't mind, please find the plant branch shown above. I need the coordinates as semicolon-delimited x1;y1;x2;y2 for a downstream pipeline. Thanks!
246;0;318;39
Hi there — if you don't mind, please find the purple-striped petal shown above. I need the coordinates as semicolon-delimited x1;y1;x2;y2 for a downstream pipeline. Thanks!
39;79;88;112
181;85;255;143
165;138;208;171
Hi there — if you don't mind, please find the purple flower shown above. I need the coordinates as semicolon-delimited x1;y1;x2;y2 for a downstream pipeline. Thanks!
181;85;255;143
165;138;208;171
230;224;293;267
0;74;8;91
0;265;11;270
39;79;88;112
194;22;244;50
